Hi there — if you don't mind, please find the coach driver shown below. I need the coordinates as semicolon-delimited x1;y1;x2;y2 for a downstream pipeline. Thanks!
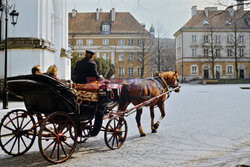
75;50;103;84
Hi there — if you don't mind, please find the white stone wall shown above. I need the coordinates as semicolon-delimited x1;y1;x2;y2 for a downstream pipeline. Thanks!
0;0;70;80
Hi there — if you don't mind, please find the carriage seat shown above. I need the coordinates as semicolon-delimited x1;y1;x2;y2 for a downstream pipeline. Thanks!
7;74;77;114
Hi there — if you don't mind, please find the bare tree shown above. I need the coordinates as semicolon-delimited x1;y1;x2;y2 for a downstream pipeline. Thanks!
203;24;218;79
226;9;249;78
137;31;153;78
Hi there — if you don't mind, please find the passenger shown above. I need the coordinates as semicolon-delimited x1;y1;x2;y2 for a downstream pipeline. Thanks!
46;64;61;81
75;50;103;84
31;65;42;74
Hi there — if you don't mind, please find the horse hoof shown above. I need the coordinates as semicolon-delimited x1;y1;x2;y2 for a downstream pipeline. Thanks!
140;133;146;137
152;129;157;133
154;123;159;129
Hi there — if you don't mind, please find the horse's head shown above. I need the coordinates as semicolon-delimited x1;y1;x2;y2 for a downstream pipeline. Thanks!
160;71;180;92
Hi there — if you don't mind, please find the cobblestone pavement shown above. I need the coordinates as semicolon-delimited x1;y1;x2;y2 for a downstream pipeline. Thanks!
0;84;250;167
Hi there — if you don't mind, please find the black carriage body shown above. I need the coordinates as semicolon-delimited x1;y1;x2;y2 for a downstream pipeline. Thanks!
7;74;77;114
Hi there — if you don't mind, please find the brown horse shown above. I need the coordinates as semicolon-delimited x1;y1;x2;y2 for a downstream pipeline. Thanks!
118;71;180;136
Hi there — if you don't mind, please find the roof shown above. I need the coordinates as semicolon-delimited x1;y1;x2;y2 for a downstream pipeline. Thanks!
68;12;149;35
174;9;250;36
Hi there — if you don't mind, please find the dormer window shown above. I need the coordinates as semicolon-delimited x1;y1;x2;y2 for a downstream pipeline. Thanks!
225;20;231;25
101;23;110;34
203;20;209;25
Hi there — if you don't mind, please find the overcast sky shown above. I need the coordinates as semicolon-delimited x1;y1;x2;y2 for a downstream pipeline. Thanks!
67;0;237;38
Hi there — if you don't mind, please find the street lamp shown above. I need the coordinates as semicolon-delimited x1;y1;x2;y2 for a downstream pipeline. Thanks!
0;0;19;109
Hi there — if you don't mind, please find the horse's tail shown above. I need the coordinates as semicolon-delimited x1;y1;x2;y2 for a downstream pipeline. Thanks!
118;83;130;110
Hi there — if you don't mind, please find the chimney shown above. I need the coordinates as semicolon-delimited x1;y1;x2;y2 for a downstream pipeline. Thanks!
237;0;244;10
96;8;100;21
111;8;115;22
191;6;197;17
72;9;77;18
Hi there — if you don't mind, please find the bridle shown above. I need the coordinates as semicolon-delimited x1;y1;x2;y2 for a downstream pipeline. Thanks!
153;72;179;90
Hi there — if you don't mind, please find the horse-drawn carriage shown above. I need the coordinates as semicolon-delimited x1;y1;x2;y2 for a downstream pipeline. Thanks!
0;74;127;163
0;72;180;163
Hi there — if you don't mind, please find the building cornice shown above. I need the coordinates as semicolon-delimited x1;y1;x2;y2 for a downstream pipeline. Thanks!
0;38;57;52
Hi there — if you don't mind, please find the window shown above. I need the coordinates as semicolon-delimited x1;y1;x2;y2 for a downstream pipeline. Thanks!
137;68;142;76
128;53;134;61
227;65;233;75
204;35;209;43
239;35;244;43
137;54;142;61
128;68;134;75
227;35;233;43
192;35;197;43
119;68;125;76
191;65;198;75
102;25;110;31
102;39;109;45
137;39;142;46
239;48;244;57
102;53;109;61
215;35;220;43
86;39;93;46
118;40;124;46
227;49;233;57
215;65;221;73
204;49;208;57
225;20;231;25
77;53;83;58
119;54;124;61
215;49;220;57
192;49;197;57
77;40;83;46
128;39;134;46
203;20;209;25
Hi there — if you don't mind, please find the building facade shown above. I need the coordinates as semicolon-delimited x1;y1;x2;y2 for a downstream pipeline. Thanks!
0;0;71;80
174;5;250;81
68;8;151;79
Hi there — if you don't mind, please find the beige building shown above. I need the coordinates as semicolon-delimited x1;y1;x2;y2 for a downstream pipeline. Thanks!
174;5;250;81
68;8;151;79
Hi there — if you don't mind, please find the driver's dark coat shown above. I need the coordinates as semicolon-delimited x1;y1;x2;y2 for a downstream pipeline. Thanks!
75;58;100;84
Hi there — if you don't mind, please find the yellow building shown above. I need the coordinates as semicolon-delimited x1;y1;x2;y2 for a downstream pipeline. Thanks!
174;5;250;81
68;8;151;79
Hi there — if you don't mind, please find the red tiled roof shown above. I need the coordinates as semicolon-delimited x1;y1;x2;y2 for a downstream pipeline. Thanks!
69;12;149;34
183;10;250;28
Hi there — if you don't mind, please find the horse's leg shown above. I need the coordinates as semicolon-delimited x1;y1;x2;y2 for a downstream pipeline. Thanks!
154;103;166;130
136;108;146;137
150;106;157;133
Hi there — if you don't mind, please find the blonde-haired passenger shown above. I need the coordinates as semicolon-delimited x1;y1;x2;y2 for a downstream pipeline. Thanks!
46;64;60;81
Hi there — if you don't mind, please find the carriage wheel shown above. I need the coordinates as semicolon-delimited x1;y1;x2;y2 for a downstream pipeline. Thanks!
0;109;36;156
104;117;127;150
38;112;77;163
69;121;92;143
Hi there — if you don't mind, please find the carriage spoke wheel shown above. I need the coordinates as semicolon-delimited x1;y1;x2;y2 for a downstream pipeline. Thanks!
38;112;77;163
104;117;127;150
70;121;92;144
0;109;36;156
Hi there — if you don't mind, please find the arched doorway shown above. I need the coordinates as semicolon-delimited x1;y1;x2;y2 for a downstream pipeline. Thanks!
203;66;209;79
239;65;245;79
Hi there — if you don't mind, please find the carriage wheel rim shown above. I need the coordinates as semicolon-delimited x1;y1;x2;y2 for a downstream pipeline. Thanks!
38;112;77;164
104;117;127;150
0;109;36;156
